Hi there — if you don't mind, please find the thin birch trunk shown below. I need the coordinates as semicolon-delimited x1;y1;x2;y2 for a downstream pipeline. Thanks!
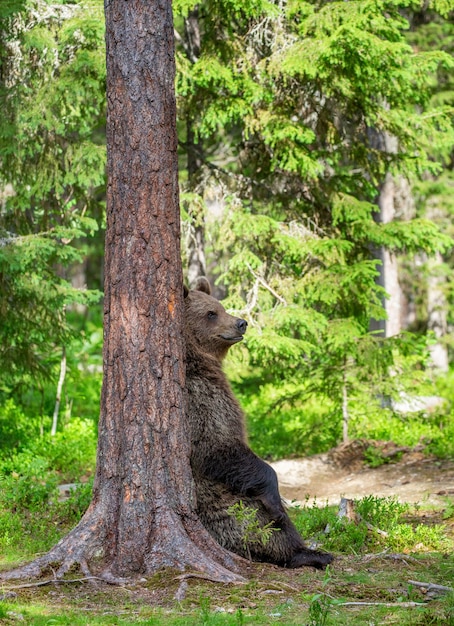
51;346;67;436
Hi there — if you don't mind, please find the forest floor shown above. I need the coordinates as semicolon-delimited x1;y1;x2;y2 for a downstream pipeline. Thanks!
1;441;453;625
272;440;454;508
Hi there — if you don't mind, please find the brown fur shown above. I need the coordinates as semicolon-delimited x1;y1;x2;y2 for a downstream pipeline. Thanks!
184;278;333;568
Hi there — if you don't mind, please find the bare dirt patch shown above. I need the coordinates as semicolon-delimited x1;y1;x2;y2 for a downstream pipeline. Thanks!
272;442;454;507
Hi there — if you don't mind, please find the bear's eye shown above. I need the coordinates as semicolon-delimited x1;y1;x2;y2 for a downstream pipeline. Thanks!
207;311;217;320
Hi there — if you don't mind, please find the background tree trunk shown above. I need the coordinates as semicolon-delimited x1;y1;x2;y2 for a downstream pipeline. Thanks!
368;129;404;337
426;250;449;371
184;8;207;287
425;198;449;371
51;345;66;437
0;0;241;583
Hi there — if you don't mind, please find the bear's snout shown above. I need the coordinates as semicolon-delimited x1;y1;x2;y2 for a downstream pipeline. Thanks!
236;319;247;335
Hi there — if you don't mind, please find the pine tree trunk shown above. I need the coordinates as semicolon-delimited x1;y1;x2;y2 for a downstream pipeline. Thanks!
0;0;242;583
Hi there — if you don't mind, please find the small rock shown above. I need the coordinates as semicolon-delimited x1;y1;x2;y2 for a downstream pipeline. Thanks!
6;612;25;621
0;592;17;600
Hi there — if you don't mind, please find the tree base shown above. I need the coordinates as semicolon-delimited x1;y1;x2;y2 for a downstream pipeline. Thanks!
0;505;246;584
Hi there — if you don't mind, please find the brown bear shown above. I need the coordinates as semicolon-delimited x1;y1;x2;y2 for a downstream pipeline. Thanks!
184;277;333;569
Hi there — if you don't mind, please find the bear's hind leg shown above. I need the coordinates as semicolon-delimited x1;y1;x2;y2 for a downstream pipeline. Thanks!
248;504;333;570
196;482;333;569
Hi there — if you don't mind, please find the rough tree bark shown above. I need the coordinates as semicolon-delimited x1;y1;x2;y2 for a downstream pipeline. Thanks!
0;0;242;583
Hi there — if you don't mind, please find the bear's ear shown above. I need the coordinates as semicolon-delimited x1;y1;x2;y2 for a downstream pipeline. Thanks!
183;285;189;299
194;276;211;295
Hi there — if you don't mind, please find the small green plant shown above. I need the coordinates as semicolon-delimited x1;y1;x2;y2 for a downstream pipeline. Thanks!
56;480;93;525
363;445;396;468
307;567;336;626
291;495;453;556
235;608;244;626
30;418;97;481
356;495;410;529
227;500;278;561
389;522;450;552
198;594;211;625
0;601;8;620
0;399;37;456
442;497;454;520
307;593;332;626
292;498;341;548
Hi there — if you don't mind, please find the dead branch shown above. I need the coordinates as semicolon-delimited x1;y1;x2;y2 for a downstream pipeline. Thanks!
340;601;426;607
362;552;420;565
382;553;420;565
245;263;287;305
338;498;360;523
362;549;390;561
408;580;453;596
263;581;300;593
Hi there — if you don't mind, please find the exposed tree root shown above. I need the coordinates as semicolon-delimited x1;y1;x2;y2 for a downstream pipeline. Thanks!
0;506;245;584
0;512;106;581
174;572;241;584
0;577;112;591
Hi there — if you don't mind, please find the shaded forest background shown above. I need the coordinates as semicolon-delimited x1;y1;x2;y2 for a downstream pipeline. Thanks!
1;0;454;498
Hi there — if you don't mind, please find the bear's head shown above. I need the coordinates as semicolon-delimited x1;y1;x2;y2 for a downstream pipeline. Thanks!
184;277;247;362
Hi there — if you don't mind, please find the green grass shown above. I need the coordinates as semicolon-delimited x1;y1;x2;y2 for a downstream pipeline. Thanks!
291;495;453;555
1;496;453;626
0;554;453;625
0;482;93;566
0;418;453;625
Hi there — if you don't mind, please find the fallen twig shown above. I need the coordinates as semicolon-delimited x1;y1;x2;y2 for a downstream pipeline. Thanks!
383;553;420;565
0;576;116;590
339;601;425;607
408;580;454;596
362;549;390;561
362;552;420;565
264;581;300;593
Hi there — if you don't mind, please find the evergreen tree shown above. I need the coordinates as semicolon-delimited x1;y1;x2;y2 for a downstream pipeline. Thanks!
0;0;105;392
403;5;454;366
174;0;454;446
1;0;453;451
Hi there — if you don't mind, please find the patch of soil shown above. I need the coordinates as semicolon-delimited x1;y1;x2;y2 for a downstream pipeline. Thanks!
271;441;454;507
